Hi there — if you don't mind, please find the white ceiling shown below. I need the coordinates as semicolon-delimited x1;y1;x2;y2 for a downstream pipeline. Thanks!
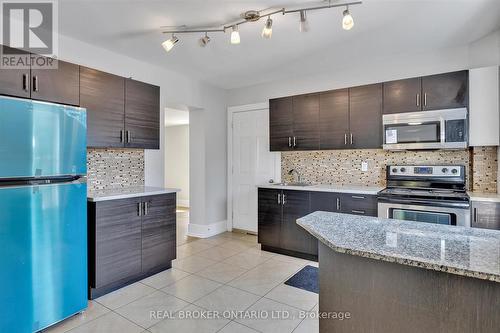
59;0;500;89
165;108;189;127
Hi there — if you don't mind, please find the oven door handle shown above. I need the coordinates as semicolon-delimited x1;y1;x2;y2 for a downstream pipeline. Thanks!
377;197;470;209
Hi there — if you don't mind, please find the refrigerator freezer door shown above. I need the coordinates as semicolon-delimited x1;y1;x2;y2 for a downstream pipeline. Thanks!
0;96;86;179
0;181;87;332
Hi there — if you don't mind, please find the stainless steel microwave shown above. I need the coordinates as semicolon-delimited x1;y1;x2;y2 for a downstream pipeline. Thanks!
382;108;468;150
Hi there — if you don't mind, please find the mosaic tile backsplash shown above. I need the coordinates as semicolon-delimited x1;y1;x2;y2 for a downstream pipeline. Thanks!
87;148;144;191
282;147;498;193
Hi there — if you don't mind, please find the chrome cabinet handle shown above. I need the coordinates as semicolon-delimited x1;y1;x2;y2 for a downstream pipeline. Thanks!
416;93;420;107
351;195;366;199
33;76;39;92
277;193;281;205
120;130;124;143
424;93;427;106
144;202;149;216
351;210;366;215
288;137;292;147
22;74;29;91
282;194;286;205
126;130;131;143
350;133;353;145
344;134;347;145
336;197;341;211
137;202;143;216
293;136;296;148
473;208;477;223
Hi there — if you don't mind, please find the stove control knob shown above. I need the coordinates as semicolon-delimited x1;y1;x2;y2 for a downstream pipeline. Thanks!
442;168;448;173
400;167;406;173
451;168;458;174
392;168;398;173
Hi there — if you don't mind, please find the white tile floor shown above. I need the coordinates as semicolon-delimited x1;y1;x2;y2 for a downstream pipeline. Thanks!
45;219;318;333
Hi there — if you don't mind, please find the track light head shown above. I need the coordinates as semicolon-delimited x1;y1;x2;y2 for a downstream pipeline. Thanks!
162;35;179;52
342;7;354;30
262;17;273;39
230;25;240;44
299;10;308;32
199;33;211;47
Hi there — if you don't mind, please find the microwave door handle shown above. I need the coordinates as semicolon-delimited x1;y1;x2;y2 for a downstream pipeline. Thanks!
440;118;446;144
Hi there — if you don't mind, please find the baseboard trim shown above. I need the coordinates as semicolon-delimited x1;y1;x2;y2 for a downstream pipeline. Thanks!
177;199;189;207
187;220;227;238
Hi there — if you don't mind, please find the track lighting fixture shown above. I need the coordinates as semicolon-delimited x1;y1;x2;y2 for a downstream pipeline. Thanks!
162;34;179;52
262;17;273;39
160;1;362;52
342;6;354;30
199;32;211;47
230;25;240;44
299;10;308;32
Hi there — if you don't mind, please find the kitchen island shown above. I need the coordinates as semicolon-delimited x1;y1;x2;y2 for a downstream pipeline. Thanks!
297;211;500;333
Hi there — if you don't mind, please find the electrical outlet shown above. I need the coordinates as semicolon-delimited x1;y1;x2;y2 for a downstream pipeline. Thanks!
361;161;368;172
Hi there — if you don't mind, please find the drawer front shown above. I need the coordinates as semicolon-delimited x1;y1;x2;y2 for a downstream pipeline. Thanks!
341;194;378;216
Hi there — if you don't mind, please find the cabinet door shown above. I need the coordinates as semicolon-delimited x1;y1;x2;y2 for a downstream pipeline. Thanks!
472;202;500;230
310;192;339;212
292;94;320;150
269;97;294;151
383;77;422;114
30;57;80;106
94;198;142;288
341;193;378;217
142;194;177;274
422;71;468;110
0;46;30;98
349;84;383;149
125;79;160;149
80;67;125;148
258;188;282;248
319;89;349;149
281;190;317;255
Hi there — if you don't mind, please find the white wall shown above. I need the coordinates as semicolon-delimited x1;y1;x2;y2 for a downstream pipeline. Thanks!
58;34;227;230
165;125;189;206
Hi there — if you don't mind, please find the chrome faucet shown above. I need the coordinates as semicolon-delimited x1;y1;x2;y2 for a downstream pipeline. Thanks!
288;169;302;183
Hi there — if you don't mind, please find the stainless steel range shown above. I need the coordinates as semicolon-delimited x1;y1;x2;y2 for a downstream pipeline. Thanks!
378;165;470;227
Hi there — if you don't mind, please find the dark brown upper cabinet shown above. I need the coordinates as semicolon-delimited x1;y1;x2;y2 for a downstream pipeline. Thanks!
125;79;160;149
292;93;320;150
0;46;30;98
349;84;383;149
30;56;80;106
383;70;468;114
421;71;468;110
319;89;349;149
270;97;294;151
80;67;125;148
382;77;422;114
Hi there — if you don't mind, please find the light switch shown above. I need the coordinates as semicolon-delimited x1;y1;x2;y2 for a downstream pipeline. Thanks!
361;161;368;172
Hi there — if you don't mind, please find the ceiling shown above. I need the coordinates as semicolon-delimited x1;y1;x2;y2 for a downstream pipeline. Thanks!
165;108;189;127
59;0;500;89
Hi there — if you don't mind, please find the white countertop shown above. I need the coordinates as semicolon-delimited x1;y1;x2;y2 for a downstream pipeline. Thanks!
88;186;180;202
258;183;384;195
468;191;500;203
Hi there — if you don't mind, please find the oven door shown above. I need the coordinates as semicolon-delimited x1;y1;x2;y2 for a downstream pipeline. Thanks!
378;199;470;227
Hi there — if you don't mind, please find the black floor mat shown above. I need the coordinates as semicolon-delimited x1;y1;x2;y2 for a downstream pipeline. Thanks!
284;265;318;294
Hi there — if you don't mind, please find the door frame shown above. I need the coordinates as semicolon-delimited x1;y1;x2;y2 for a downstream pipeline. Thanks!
227;102;281;233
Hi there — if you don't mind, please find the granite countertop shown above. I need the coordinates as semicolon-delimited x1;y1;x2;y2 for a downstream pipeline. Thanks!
467;191;500;203
258;183;384;195
88;186;180;202
297;211;500;283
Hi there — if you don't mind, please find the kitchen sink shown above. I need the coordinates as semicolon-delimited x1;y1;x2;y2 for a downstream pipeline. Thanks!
272;182;312;187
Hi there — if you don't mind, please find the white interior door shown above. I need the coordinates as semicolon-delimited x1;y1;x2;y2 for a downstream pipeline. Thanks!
232;109;280;233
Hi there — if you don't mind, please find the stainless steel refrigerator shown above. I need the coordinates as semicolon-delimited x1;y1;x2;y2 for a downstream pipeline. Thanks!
0;96;88;332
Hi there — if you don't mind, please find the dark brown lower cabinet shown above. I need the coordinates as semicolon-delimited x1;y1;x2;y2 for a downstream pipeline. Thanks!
471;201;500;230
258;189;378;261
88;193;176;298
